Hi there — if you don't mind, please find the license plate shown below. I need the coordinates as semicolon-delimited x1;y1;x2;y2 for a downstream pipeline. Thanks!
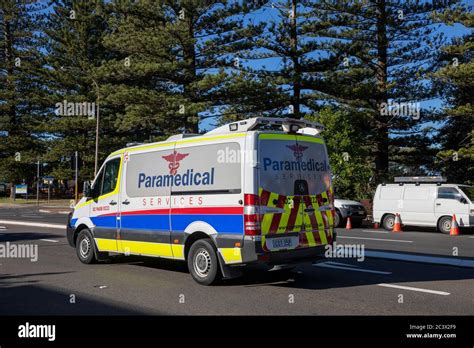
266;236;298;251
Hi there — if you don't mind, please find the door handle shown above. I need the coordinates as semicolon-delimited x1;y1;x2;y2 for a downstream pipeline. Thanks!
122;199;130;205
436;203;441;206
109;200;117;206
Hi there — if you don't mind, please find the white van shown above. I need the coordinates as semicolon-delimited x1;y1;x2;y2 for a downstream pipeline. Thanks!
373;177;474;233
67;117;335;285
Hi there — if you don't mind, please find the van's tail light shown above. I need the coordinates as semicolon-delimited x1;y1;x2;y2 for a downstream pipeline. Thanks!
244;194;261;236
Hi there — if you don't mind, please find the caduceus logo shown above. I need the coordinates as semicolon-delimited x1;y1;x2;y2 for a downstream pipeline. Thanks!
286;144;308;161
161;151;189;175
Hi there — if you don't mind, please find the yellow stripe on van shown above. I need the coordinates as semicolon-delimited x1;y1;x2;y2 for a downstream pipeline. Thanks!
171;244;185;260
259;133;324;144
219;248;242;264
109;133;246;157
95;238;118;252
261;192;279;234
121;240;174;258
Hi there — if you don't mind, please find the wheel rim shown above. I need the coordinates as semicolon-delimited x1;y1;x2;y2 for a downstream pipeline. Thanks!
80;236;91;259
442;219;451;232
385;217;395;229
193;249;211;278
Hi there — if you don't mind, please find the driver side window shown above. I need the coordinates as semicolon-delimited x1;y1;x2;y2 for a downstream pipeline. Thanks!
91;158;121;197
437;187;461;201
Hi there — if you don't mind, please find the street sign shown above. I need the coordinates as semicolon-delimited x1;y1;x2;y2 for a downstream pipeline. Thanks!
15;184;27;195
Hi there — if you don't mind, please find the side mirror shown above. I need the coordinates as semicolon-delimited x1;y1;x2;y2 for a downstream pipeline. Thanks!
83;181;92;198
460;197;468;204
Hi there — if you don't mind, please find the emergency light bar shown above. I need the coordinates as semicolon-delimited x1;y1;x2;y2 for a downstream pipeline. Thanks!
394;176;447;184
205;117;324;136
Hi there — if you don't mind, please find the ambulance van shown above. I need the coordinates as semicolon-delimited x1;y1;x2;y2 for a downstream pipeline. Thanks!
67;117;335;285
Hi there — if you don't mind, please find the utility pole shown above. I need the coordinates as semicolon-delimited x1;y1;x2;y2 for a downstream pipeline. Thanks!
36;160;40;205
74;151;78;202
92;79;100;176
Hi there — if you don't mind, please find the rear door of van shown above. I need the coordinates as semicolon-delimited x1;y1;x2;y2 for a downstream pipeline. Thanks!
258;133;333;252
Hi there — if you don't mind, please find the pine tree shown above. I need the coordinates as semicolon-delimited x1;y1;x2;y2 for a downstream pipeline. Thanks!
99;0;263;135
43;0;112;181
0;0;49;194
434;6;473;184
315;0;460;183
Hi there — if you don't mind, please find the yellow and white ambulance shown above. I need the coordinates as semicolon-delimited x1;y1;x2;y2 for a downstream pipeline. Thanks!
67;117;335;285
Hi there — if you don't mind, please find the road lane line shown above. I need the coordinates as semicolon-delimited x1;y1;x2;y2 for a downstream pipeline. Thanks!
40;239;59;243
314;263;392;275
0;220;64;230
378;283;450;296
365;250;474;268
337;236;413;243
361;229;390;234
324;261;361;268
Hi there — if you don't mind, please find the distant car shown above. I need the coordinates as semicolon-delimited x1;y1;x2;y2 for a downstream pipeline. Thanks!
373;176;474;233
333;199;367;227
0;182;7;197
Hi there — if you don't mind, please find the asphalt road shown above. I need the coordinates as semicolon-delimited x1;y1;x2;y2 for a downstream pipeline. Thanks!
0;217;473;315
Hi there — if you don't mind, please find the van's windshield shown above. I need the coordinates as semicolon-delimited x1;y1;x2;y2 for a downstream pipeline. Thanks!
459;186;474;202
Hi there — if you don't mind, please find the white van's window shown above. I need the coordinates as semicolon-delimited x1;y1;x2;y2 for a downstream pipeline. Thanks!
438;187;461;200
380;186;402;200
126;143;241;197
404;186;430;200
459;186;474;202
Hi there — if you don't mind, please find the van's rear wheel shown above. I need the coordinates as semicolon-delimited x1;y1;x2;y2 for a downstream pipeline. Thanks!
76;229;98;264
333;211;343;228
188;239;220;285
382;214;395;231
438;216;452;234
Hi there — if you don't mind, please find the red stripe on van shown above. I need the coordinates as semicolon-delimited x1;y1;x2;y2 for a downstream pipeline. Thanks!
316;194;328;230
100;206;243;217
269;194;286;233
285;196;301;232
302;195;319;232
259;189;270;206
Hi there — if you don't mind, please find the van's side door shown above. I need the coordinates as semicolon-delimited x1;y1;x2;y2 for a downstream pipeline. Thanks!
117;148;173;257
435;187;470;225
89;156;122;252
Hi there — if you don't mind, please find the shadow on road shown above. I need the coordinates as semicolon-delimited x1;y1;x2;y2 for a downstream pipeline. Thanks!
0;272;148;315
0;231;61;242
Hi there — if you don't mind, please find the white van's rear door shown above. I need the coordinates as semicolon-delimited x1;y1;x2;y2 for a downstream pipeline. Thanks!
258;134;333;252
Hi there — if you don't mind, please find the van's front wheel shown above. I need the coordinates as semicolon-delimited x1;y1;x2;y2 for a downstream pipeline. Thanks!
76;229;98;264
188;239;220;285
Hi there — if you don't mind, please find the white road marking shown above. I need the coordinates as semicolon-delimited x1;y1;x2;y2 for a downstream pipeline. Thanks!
361;229;390;234
314;263;392;275
337;236;413;243
40;239;59;243
365;250;474;268
324;261;361;268
378;283;450;296
0;220;64;230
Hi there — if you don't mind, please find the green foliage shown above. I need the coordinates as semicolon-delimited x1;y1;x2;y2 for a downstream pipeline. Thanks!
307;107;373;200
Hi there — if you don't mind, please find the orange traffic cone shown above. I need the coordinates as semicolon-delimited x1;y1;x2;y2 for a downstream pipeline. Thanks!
450;214;460;236
346;216;352;230
392;213;402;232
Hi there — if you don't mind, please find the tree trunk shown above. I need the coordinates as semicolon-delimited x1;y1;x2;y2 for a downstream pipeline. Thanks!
289;0;300;119
374;0;389;182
